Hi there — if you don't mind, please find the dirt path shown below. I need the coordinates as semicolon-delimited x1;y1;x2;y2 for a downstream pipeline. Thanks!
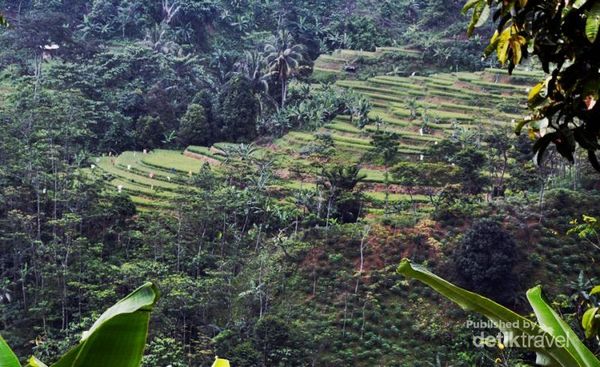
183;150;221;166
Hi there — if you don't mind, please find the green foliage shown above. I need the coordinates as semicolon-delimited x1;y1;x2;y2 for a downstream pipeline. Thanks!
452;146;489;195
454;219;517;301
142;336;186;367
218;76;260;142
463;0;600;170
0;283;158;367
177;103;210;147
568;215;600;250
318;164;366;223
2;1;600;366
369;131;400;166
398;259;600;367
136;115;166;149
0;335;20;367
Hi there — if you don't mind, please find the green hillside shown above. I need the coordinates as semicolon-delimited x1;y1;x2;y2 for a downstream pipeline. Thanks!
95;65;537;215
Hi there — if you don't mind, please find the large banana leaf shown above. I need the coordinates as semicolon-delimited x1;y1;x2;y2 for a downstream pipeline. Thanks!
51;282;159;367
0;334;20;367
527;287;600;366
0;283;158;367
397;259;600;367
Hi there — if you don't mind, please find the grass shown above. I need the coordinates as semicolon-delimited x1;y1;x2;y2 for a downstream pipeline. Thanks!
364;192;429;203
97;157;181;190
368;110;411;127
186;146;224;161
109;178;178;198
469;79;527;91
485;67;545;78
143;150;208;174
131;196;174;209
427;110;474;122
326;121;362;134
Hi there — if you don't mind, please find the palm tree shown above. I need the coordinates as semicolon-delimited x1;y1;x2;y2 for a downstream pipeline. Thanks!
320;164;366;193
144;23;180;55
235;51;273;115
264;30;305;109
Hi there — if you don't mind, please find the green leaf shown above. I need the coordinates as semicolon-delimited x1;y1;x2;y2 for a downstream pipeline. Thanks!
528;80;548;108
462;0;484;14
582;215;597;224
212;357;231;367
582;307;599;339
496;28;512;64
28;357;49;367
515;118;536;135
532;132;558;166
590;286;600;296
397;259;597;367
586;2;600;43
475;4;491;28
527;287;600;366
51;282;159;367
0;334;20;367
573;0;590;9
467;1;488;36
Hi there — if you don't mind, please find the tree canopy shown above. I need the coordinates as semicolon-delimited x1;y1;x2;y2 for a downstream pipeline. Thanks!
464;0;600;170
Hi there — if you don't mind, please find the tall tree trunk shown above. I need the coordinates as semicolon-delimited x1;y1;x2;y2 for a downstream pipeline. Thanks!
408;187;416;215
354;226;370;294
384;168;390;216
281;77;287;108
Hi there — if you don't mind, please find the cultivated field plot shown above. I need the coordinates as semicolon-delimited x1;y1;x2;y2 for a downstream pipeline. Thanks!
95;57;540;215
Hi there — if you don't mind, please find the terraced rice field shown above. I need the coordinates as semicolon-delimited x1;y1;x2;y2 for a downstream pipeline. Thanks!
313;46;423;77
95;55;542;215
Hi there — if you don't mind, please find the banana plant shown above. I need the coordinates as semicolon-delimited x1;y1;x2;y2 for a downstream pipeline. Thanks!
397;259;600;367
582;286;600;340
0;282;159;367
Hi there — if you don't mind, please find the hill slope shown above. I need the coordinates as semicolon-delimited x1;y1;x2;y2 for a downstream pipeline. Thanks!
94;66;539;215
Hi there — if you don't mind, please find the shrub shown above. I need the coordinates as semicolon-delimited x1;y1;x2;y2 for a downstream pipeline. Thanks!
454;219;518;303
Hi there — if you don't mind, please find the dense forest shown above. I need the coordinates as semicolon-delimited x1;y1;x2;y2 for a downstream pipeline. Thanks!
0;0;599;366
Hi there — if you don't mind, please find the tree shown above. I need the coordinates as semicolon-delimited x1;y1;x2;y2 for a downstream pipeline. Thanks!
349;98;372;129
484;129;512;198
463;0;600;170
369;131;400;214
568;215;600;250
254;315;305;367
319;164;366;224
136;115;166;149
392;162;459;213
265;30;305;109
452;146;489;195
177;103;211;147
454;219;517;302
218;76;260;142
235;51;272;117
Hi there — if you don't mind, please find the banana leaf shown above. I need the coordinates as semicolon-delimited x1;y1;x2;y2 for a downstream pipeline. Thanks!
212;357;231;367
397;259;600;367
0;334;20;367
51;282;159;367
527;287;599;366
